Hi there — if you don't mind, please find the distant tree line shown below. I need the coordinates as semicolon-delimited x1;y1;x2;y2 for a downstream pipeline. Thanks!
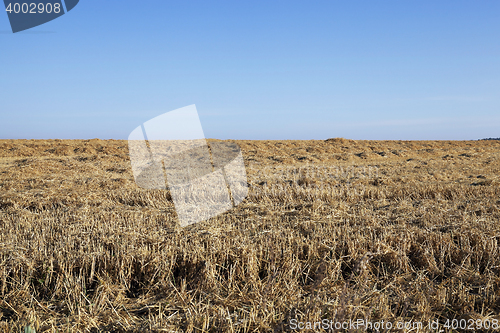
480;138;500;140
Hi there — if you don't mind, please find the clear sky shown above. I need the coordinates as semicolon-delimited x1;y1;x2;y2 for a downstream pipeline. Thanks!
1;1;499;140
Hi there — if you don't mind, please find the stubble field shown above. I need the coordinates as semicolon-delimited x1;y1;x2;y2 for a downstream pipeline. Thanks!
0;138;499;332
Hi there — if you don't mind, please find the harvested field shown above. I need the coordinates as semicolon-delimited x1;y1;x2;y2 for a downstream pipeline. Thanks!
0;138;500;332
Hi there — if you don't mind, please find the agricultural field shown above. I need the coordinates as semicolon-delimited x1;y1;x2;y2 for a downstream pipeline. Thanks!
0;138;499;332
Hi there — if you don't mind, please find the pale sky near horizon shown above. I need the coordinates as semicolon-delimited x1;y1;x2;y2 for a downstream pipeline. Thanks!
1;1;499;140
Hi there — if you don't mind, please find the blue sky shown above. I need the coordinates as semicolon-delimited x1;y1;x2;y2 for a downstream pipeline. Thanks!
1;1;499;140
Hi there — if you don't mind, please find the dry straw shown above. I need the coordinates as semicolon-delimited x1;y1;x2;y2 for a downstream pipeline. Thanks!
0;138;499;332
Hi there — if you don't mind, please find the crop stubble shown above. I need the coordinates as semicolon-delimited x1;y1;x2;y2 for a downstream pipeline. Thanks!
0;138;499;332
